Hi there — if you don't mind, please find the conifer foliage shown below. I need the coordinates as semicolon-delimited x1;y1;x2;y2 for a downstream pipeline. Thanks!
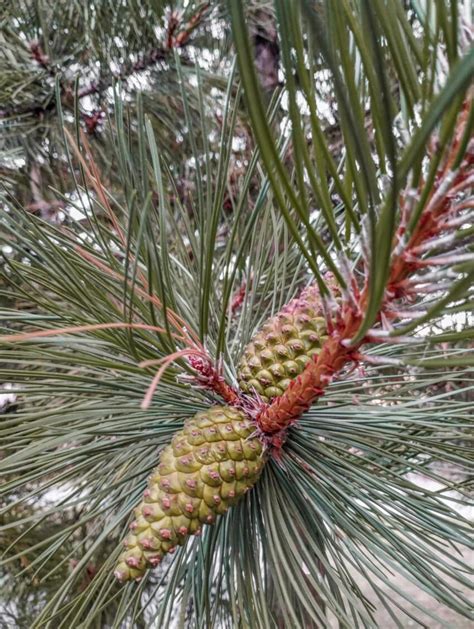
0;1;473;627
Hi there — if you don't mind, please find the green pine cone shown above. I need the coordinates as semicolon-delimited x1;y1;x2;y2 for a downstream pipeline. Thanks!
237;285;329;402
115;406;264;581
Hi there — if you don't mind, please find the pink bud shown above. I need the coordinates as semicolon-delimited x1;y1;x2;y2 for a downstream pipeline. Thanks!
148;556;161;567
178;526;188;535
162;497;171;509
160;528;172;540
140;538;154;549
185;503;194;513
126;557;140;568
186;479;197;489
213;495;221;504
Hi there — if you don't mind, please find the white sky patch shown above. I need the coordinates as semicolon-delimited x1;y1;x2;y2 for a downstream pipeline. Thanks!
0;153;26;170
406;472;473;521
0;383;17;410
231;136;246;152
64;190;93;221
35;482;86;508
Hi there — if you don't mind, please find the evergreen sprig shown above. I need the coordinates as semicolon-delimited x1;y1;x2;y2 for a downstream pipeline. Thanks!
0;1;473;627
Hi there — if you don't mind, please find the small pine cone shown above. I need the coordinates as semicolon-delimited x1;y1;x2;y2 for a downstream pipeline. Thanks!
115;406;265;582
237;285;329;401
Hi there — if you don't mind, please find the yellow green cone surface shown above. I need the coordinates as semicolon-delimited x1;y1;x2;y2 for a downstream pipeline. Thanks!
237;285;328;402
115;406;264;581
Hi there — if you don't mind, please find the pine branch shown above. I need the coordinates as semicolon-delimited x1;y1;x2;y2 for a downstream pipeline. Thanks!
0;3;210;121
257;101;474;435
1;2;473;625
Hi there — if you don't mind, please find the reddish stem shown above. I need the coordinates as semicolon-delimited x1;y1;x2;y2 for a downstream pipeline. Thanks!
187;355;240;406
257;313;358;433
257;102;473;435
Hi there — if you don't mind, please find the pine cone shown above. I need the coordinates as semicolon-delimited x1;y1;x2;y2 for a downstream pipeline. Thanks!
115;406;265;581
237;285;329;401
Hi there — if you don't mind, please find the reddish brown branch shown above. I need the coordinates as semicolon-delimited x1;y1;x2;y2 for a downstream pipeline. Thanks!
257;314;359;434
257;100;474;436
193;101;472;427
